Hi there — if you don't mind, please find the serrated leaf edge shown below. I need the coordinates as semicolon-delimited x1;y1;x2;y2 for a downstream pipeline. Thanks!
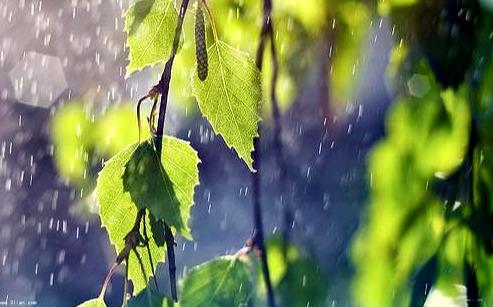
191;40;262;172
123;0;178;77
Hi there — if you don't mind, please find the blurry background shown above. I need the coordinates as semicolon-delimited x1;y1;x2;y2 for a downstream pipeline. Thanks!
0;0;456;306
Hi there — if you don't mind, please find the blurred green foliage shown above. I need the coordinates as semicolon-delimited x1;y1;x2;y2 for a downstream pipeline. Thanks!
330;1;371;106
353;0;493;306
256;237;328;306
51;103;141;188
51;102;92;186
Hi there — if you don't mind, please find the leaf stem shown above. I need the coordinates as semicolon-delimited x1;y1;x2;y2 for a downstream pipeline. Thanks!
99;261;120;299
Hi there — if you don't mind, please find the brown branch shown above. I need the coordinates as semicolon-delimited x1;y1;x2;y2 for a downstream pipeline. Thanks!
117;209;146;264
154;0;191;154
144;0;191;301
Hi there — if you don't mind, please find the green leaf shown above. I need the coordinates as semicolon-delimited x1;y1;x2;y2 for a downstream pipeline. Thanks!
77;296;106;307
192;40;262;171
128;289;175;307
123;138;200;238
180;256;254;307
124;0;178;75
97;142;166;294
98;136;199;288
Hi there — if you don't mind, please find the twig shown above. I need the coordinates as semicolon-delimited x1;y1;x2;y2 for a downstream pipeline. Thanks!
267;22;292;257
164;223;178;301
132;246;149;287
148;0;191;301
122;255;129;307
255;0;292;256
115;209;158;306
251;1;279;306
154;0;190;154
99;261;120;299
141;210;159;291
117;209;146;264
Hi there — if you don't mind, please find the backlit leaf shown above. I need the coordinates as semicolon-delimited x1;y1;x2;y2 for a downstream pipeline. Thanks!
125;0;178;75
97;142;165;294
123;138;200;238
192;40;262;171
180;256;253;307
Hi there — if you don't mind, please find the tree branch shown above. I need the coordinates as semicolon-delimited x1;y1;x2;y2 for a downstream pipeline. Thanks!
255;0;292;255
164;223;178;301
149;0;191;301
141;210;159;291
251;0;281;306
154;0;190;154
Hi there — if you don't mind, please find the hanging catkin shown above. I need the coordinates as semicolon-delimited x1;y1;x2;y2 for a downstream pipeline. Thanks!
195;3;208;81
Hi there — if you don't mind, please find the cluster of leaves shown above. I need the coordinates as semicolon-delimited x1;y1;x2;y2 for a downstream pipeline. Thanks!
125;0;262;168
49;0;377;305
72;0;288;305
352;0;493;306
76;236;326;307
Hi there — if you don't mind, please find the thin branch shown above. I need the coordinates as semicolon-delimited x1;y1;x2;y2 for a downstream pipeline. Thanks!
122;255;129;307
164;223;178;301
255;0;292;255
148;0;190;301
266;9;292;257
98;261;120;299
117;209;145;264
141;210;159;291
154;0;191;154
251;0;279;306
